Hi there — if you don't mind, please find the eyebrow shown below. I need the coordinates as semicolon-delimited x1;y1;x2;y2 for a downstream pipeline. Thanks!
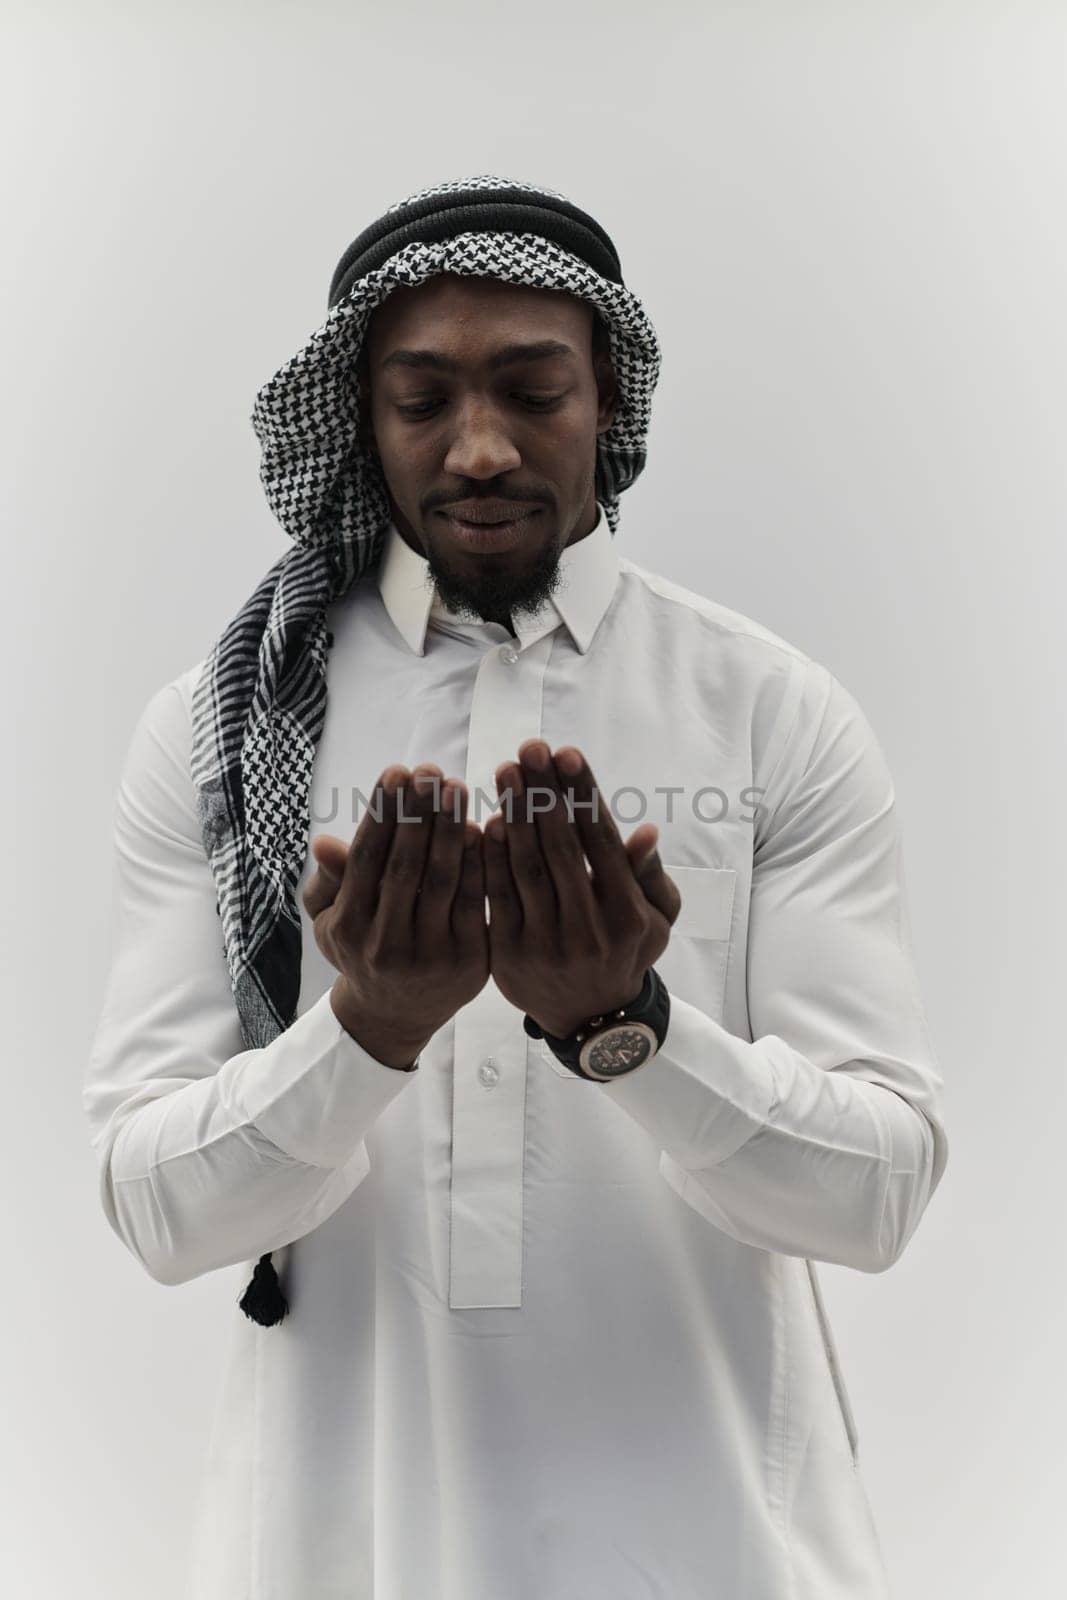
379;339;578;375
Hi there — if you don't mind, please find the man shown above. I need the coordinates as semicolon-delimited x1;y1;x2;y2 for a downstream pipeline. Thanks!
84;176;949;1599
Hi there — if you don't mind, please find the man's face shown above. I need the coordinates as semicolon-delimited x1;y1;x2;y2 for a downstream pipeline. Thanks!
357;273;617;625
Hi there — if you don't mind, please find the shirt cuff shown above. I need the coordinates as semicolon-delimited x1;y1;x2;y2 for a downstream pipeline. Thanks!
224;988;421;1169
598;991;776;1169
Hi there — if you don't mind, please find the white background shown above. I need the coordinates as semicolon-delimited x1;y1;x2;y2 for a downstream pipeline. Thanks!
4;1;1064;1595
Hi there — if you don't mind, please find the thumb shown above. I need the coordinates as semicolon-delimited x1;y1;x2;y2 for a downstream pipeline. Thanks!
303;834;351;921
626;826;681;925
311;833;350;882
624;823;660;876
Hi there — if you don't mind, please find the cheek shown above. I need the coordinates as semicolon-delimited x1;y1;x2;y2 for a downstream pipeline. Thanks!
374;423;425;475
527;414;599;469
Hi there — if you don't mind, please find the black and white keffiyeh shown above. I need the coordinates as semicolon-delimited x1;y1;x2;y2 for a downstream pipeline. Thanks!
189;174;663;1323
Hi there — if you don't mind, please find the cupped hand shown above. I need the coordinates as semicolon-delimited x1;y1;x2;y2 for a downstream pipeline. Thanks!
483;740;681;1038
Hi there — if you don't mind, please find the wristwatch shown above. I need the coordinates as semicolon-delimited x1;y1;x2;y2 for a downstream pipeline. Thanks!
523;967;671;1082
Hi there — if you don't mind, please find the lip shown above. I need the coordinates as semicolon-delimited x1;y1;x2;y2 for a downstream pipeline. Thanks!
439;507;541;552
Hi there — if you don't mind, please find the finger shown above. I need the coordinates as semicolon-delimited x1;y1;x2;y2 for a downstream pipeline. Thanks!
451;823;488;951
494;759;558;932
628;833;682;924
553;747;634;910
332;766;406;924
623;824;659;876
483;811;522;951
377;764;442;933
415;778;471;943
516;739;597;932
303;834;349;920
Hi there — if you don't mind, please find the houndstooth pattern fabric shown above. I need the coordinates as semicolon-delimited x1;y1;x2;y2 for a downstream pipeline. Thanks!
190;174;662;1053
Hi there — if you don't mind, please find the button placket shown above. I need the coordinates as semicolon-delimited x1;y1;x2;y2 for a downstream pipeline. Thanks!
448;631;552;1310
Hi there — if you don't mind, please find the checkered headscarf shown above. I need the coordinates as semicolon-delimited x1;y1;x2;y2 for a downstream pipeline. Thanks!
189;174;663;1323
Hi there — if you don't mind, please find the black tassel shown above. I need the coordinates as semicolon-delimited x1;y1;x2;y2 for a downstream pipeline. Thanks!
238;1251;289;1326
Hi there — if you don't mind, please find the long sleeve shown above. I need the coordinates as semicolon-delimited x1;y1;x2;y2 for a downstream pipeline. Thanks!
83;672;419;1288
602;658;949;1274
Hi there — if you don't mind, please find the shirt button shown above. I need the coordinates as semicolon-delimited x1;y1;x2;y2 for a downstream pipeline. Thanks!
499;644;519;665
479;1059;500;1087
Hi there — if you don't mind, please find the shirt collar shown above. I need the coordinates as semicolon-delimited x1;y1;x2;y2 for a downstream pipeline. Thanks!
375;501;618;657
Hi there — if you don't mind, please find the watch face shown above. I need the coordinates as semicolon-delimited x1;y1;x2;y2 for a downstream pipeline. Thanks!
580;1022;657;1080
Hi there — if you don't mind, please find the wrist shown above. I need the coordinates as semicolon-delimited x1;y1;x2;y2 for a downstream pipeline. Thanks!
531;974;650;1043
330;977;428;1072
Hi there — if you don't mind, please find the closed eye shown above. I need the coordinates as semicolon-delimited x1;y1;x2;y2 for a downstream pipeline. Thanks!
396;395;566;419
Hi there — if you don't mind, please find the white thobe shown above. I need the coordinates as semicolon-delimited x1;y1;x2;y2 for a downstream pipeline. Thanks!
84;502;949;1599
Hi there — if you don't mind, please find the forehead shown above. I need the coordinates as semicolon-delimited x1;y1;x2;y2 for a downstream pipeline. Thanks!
364;273;592;365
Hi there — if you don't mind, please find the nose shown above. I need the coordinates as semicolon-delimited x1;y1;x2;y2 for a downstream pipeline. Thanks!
442;398;522;480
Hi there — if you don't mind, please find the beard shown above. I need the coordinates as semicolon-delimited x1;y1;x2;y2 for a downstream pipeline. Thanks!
422;532;565;626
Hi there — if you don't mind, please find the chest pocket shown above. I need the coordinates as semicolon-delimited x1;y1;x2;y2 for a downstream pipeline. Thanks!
665;863;737;941
541;864;737;1077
